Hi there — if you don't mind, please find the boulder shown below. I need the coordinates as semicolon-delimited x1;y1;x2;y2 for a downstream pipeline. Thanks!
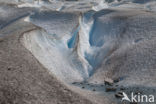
115;91;124;98
104;78;114;86
105;87;117;92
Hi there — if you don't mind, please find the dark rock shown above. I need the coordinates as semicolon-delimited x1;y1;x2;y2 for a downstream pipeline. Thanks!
7;67;11;71
101;84;104;87
82;86;85;89
0;39;3;42
120;86;126;90
106;87;117;92
72;82;76;84
92;89;96;91
104;78;114;86
115;91;124;98
113;78;120;83
115;85;119;87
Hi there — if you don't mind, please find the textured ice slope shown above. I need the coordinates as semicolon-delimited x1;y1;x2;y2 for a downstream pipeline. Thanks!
2;0;156;12
0;4;33;30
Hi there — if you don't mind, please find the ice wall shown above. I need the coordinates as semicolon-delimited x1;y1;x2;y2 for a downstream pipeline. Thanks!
21;9;127;82
21;7;156;87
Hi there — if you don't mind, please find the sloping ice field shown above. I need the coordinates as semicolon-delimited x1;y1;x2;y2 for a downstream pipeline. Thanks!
1;0;156;104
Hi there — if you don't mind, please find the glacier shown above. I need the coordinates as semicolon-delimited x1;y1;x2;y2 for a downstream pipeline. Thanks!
0;0;156;104
21;7;156;87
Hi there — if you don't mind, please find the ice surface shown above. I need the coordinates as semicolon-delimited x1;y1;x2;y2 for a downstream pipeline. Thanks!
21;8;156;88
0;1;156;104
15;0;156;12
15;0;156;87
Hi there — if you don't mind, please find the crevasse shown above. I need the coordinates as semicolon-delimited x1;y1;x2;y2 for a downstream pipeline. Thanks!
21;10;117;83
